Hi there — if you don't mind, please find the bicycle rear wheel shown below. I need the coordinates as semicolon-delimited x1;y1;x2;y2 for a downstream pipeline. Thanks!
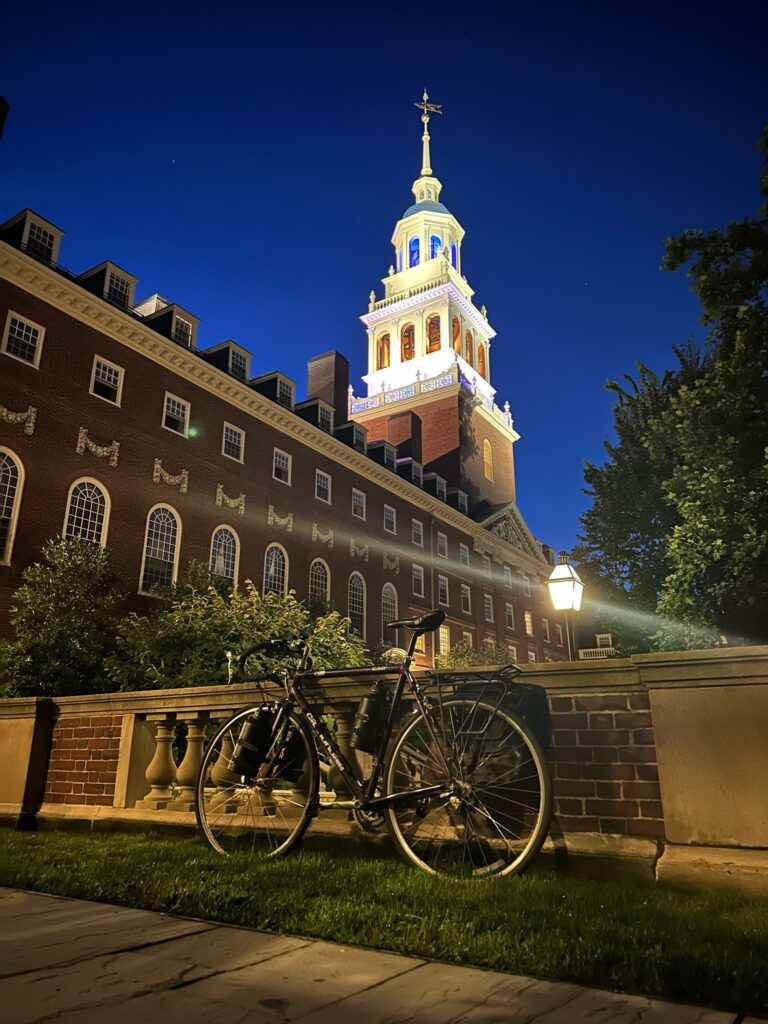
195;705;319;858
384;697;551;878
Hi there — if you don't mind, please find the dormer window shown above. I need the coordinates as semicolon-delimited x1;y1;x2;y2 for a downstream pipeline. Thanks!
26;221;56;261
412;462;423;487
174;316;192;346
277;379;294;408
457;491;468;514
0;210;64;266
230;349;248;381
318;405;332;433
353;425;367;452
383;445;396;471
436;478;446;501
106;270;131;308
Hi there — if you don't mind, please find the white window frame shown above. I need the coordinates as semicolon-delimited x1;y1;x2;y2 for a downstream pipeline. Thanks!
436;531;448;558
411;518;424;547
438;623;451;653
462;630;473;646
348;571;367;640
521;574;531;597
162;391;190;437
437;574;449;605
525;610;534;636
272;447;292;485
352;488;367;520
542;618;551;642
482;555;492;579
459;543;470;568
1;310;46;369
555;623;564;647
315;469;332;504
383;504;397;534
308;557;331;605
263;541;289;596
484;593;494;622
209;524;241;587
0;446;25;566
222;422;245;463
412;563;425;598
62;476;111;547
460;583;471;614
138;502;182;596
528;649;537;663
505;603;515;630
89;355;124;406
458;492;468;514
436;478;446;501
503;565;513;589
508;644;518;662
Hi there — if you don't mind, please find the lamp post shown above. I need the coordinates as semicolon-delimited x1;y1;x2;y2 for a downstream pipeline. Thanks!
546;551;584;662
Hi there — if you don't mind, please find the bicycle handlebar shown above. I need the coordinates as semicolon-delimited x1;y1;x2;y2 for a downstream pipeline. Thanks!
236;630;310;680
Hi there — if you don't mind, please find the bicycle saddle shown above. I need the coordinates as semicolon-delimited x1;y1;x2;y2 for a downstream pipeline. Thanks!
385;609;446;634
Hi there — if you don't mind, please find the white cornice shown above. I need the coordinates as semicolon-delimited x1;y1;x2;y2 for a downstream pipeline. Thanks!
0;242;545;575
362;281;496;340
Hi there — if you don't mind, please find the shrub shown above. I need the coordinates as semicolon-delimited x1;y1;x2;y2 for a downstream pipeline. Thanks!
435;637;516;670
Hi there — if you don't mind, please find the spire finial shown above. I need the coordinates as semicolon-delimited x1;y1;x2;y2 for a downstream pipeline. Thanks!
414;88;442;177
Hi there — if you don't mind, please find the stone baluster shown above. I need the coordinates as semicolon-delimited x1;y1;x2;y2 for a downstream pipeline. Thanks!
135;715;177;810
168;716;207;811
327;704;358;798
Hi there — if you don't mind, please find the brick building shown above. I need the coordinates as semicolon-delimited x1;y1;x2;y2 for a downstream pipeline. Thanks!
0;108;567;665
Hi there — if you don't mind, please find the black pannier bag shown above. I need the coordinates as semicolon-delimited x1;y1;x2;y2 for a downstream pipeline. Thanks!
231;706;277;778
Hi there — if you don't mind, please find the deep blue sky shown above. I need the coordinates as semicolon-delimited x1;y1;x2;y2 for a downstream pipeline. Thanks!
2;1;766;551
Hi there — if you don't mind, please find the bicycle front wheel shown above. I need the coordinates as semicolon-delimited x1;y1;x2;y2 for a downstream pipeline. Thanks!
195;705;319;858
384;698;551;878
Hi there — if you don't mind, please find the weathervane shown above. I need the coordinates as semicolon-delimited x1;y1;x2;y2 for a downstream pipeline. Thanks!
414;89;442;177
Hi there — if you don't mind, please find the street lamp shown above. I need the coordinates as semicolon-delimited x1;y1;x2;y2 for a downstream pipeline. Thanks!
546;551;584;661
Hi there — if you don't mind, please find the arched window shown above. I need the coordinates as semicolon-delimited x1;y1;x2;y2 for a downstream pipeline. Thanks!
210;526;239;585
477;343;487;379
263;543;288;596
483;439;494;482
452;316;461;353
409;237;420;267
64;479;109;546
450;242;457;268
140;505;180;594
465;330;474;367
426;314;441;353
377;333;390;370
0;448;24;565
430;235;442;260
401;323;415;362
381;583;398;646
308;558;330;606
348;572;366;639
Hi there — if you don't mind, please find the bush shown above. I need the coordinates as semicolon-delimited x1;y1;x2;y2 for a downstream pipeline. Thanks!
5;537;124;697
106;564;369;690
435;637;516;670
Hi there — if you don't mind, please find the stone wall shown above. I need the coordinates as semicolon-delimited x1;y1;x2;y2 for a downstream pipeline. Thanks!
43;714;122;807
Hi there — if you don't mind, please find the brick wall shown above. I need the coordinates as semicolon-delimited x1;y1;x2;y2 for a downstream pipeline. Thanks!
549;690;664;838
43;714;122;807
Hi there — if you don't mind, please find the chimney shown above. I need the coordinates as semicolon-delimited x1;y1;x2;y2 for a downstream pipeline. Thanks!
387;411;423;463
307;351;350;425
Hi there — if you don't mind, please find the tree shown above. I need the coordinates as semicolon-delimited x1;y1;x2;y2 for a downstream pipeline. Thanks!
4;537;124;697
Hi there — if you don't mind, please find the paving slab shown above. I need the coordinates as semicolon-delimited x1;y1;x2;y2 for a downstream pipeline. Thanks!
0;889;741;1024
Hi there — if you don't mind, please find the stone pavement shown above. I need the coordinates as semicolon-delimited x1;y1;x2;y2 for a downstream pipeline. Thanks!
0;888;756;1023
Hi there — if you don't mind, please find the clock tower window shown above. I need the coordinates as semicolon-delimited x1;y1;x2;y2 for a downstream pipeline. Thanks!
477;343;486;378
452;316;461;353
377;333;390;370
401;323;415;362
426;314;441;353
430;234;442;259
465;330;474;367
409;237;420;267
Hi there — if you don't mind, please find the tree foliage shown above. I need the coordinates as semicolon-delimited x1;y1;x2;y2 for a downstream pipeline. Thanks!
4;537;124;697
435;637;516;670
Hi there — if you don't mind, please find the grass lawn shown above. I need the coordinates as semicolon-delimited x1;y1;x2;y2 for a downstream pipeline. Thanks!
2;829;767;1014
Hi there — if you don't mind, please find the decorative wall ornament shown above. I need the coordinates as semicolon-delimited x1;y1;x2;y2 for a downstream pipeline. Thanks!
488;506;544;560
312;524;334;548
382;552;400;573
76;427;119;467
215;483;245;516
152;458;189;494
267;505;294;532
0;403;37;436
350;539;369;561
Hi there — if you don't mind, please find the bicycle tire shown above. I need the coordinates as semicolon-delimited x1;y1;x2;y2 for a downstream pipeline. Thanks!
384;697;552;878
195;705;319;858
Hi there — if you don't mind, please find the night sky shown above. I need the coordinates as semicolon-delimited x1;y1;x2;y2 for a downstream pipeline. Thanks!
2;1;766;552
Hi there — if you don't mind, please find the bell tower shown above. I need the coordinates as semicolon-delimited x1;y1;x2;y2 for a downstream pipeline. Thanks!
350;92;520;513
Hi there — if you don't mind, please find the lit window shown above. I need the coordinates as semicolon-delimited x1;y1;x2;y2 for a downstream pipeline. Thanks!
64;480;108;545
426;314;441;353
542;618;550;642
555;623;564;647
272;448;292;484
436;478;446;501
352;488;366;519
438;624;451;653
521;574;531;597
0;449;23;564
459;543;470;568
315;470;331;503
263;543;288;596
318;406;333;432
503;566;513;589
163;393;189;436
210;526;238;584
174;316;192;346
482;555;492;579
457;492;468;514
106;271;131;308
525;610;534;636
348;572;366;638
430;235;442;259
483;439;494;481
452;316;461;353
401;323;415;362
460;584;471;614
222;423;244;462
414;632;426;654
505;603;515;630
409;237;420;267
2;311;44;367
384;505;396;534
90;356;123;405
309;558;330;605
528;649;537;663
382;583;398;646
230;350;248;381
477;343;487;379
412;519;424;546
26;221;55;260
484;594;494;622
508;644;518;662
140;505;180;594
463;631;473;646
412;563;425;598
436;532;448;558
465;330;474;366
377;333;390;370
277;379;293;408
438;575;449;605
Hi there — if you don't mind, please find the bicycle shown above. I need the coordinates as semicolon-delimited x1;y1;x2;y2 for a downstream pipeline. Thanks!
195;609;552;878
